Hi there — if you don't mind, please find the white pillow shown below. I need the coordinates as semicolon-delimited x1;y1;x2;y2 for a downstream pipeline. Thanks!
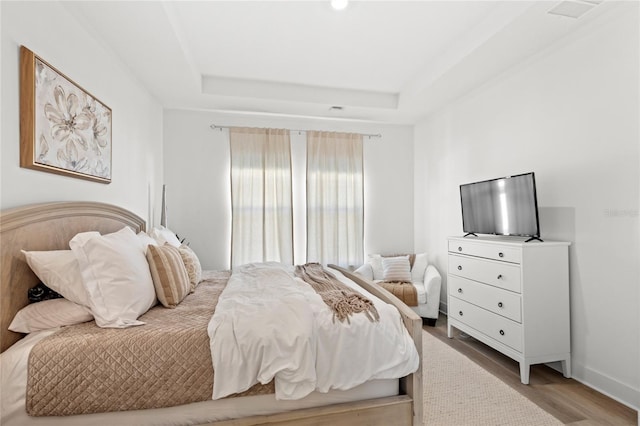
70;227;156;328
382;256;412;282
150;226;181;248
367;254;384;280
354;263;373;280
21;249;91;308
411;252;428;282
137;231;159;254
9;299;93;333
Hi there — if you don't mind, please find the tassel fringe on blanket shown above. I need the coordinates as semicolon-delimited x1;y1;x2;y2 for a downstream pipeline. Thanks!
294;263;380;324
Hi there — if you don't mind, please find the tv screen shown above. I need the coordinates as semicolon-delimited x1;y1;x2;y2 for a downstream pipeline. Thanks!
460;172;540;239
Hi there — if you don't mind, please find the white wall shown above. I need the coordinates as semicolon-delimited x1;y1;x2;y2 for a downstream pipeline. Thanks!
414;4;639;409
163;109;414;270
1;1;163;224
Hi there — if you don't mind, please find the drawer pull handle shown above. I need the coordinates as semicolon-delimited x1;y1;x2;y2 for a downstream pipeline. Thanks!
459;311;463;317
498;302;503;308
458;288;463;293
458;246;462;252
497;274;503;280
499;330;505;336
457;265;462;271
498;252;504;258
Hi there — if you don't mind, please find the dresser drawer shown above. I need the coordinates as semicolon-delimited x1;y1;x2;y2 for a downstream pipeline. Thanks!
448;254;522;293
448;240;521;264
449;297;522;352
448;275;522;322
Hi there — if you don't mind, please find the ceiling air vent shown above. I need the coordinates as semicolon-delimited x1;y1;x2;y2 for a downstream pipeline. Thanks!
548;0;602;19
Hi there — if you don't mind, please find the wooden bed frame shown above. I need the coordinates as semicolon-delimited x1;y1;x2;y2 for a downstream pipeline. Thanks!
0;201;423;426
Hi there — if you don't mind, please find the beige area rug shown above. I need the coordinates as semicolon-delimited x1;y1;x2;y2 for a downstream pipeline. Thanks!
422;331;563;426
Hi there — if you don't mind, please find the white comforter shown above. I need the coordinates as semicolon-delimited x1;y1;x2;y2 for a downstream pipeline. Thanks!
208;262;419;400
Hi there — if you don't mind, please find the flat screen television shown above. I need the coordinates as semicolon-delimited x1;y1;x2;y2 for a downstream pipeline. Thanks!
460;172;542;242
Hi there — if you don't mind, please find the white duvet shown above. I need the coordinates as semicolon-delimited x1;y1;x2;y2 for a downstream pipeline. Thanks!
208;262;419;400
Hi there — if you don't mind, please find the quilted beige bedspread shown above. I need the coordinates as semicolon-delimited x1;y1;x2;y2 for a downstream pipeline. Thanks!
26;271;274;416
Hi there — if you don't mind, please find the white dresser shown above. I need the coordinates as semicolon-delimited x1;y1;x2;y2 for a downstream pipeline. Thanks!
447;236;571;384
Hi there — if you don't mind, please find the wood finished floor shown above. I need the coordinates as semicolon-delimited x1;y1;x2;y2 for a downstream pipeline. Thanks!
424;313;638;425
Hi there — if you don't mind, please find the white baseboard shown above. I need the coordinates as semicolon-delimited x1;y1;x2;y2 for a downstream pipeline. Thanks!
440;305;638;412
571;362;639;412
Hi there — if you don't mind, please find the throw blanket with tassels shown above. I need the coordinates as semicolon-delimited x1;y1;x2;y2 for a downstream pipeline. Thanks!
294;263;379;324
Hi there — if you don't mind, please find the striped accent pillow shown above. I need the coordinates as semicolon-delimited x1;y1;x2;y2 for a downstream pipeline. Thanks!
178;244;202;292
382;256;412;282
146;244;191;308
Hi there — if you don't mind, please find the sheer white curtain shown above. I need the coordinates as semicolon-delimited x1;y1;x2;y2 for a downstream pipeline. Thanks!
306;131;363;267
230;128;293;267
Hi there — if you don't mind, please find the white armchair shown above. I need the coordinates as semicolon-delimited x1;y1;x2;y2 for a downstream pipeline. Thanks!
354;253;442;326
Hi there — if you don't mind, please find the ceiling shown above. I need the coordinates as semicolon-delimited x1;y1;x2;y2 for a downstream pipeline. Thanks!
62;0;616;124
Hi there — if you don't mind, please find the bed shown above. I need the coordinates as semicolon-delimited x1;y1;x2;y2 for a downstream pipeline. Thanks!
0;201;423;425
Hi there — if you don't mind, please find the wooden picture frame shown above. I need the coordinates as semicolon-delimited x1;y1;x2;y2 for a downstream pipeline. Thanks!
20;46;112;184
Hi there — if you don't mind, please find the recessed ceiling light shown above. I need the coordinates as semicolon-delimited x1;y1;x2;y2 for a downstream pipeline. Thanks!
331;0;349;11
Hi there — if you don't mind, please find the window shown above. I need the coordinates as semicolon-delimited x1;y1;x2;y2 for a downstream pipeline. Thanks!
229;128;293;267
306;131;363;267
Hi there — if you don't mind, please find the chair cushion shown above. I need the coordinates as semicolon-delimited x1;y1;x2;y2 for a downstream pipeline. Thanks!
411;281;427;305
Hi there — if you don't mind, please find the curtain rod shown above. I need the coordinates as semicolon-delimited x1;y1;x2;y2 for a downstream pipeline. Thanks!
209;124;381;139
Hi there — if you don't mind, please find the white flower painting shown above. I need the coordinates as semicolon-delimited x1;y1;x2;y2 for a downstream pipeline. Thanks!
22;46;112;183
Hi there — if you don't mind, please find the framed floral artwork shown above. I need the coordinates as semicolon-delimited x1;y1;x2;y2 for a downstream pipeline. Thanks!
20;46;112;183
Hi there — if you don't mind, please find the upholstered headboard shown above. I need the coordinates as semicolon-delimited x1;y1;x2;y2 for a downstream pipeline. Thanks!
0;201;146;353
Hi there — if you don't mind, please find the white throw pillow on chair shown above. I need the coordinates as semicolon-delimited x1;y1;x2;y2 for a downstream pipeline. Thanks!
367;254;384;280
354;263;373;280
412;252;428;282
